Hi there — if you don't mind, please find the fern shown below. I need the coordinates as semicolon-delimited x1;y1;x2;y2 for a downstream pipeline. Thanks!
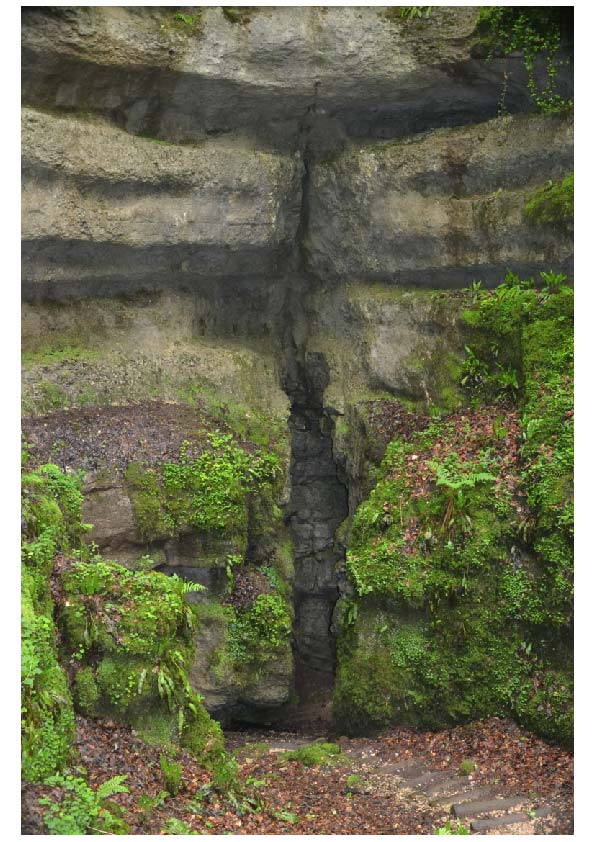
96;775;129;800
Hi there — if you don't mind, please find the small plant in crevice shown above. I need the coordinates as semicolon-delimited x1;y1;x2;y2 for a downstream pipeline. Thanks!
400;6;433;20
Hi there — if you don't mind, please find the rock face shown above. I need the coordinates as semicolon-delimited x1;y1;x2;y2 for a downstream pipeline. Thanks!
307;113;573;286
21;7;574;726
21;6;554;151
22;107;300;297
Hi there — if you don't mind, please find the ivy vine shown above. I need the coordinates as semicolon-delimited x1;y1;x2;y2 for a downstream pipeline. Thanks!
478;7;572;114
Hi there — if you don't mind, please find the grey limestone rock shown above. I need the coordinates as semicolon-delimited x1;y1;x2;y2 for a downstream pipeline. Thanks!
307;112;574;286
22;107;301;296
21;7;550;151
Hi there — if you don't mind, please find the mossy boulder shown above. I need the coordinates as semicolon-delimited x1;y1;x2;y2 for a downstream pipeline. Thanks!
57;559;224;761
21;462;87;782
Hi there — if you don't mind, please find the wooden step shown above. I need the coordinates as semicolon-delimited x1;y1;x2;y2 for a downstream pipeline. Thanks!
470;811;531;831
399;770;452;790
470;806;550;832
453;795;529;819
430;785;502;809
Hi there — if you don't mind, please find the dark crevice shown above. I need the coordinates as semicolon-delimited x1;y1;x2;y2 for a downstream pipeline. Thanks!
277;110;349;718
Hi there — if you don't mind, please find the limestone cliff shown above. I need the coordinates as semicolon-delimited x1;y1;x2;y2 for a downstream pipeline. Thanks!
21;6;573;735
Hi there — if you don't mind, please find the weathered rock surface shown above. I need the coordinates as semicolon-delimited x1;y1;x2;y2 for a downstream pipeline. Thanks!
21;6;574;727
21;6;553;151
21;292;289;418
190;611;292;719
307;113;574;285
22;107;301;296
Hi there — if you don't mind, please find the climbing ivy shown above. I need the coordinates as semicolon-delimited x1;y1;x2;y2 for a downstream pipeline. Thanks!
477;7;572;113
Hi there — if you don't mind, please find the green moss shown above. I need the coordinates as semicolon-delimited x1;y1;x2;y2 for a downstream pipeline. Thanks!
22;344;99;367
524;173;573;231
125;433;282;547
58;560;224;760
21;461;85;782
278;742;342;767
222;7;256;24
335;275;573;745
74;667;99;715
211;594;292;684
124;462;171;541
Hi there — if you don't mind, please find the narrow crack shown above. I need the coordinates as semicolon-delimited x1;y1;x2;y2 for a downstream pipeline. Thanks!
278;110;349;713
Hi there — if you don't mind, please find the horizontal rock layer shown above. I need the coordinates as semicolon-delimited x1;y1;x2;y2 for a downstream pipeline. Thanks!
22;108;301;295
21;6;559;151
307;113;574;285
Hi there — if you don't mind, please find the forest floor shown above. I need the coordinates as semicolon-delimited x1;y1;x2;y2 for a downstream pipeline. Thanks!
22;715;573;835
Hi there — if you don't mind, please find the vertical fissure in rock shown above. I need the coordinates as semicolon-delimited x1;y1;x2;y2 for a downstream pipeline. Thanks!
280;114;349;702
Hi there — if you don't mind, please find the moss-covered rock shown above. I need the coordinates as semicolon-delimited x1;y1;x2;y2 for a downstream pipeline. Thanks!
21;461;86;782
58;559;224;761
334;275;573;747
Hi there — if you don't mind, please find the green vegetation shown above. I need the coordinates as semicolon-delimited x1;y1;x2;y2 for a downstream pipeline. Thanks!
459;760;475;776
384;6;432;23
278;742;342;767
22;344;99;367
400;6;433;20
21;460;88;781
172;11;202;30
210;592;292;685
222;7;256;25
160;755;183;796
476;7;572;113
524;173;573;231
124;433;282;543
334;273;573;746
434;820;470;835
21;451;229;799
58;559;224;761
39;773;130;835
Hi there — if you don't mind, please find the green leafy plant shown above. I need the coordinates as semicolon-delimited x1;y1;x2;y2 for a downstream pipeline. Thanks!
435;819;470;835
164;816;197;834
429;455;496;534
137;790;168;824
271;807;300;824
401;6;432;19
172;12;201;28
477;7;572;113
459;759;476;776
39;774;129;835
160;755;182;796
